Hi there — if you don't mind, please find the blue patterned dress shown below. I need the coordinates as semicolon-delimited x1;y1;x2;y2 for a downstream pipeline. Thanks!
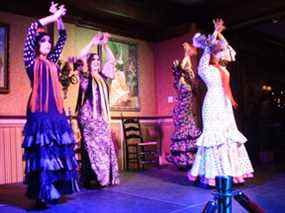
167;62;201;170
22;21;79;202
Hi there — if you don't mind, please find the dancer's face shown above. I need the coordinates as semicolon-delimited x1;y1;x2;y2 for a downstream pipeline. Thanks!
211;42;225;64
90;54;101;72
212;42;224;55
39;35;51;56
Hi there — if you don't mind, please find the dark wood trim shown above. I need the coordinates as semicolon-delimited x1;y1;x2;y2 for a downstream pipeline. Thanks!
111;115;172;120
0;115;172;120
0;115;26;119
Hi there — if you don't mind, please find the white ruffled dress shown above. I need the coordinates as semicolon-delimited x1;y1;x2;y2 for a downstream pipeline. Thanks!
188;47;254;184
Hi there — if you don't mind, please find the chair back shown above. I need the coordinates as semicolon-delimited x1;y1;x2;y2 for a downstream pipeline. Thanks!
122;118;143;144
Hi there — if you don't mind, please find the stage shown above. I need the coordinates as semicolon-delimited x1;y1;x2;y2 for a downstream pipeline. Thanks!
0;164;284;213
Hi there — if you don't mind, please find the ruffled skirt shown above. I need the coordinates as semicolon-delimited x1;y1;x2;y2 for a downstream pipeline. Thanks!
23;112;80;202
188;128;254;186
167;90;201;170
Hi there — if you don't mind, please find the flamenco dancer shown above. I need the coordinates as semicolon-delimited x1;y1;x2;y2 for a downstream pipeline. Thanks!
76;33;120;188
188;19;254;186
22;2;79;208
167;42;201;170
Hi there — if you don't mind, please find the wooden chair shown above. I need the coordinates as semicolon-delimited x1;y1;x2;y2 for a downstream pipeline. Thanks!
122;117;160;171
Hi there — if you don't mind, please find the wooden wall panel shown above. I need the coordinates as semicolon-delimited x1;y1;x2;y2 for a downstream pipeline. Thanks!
0;117;172;184
0;124;25;185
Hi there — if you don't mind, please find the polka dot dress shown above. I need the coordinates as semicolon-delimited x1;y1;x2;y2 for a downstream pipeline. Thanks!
188;47;254;185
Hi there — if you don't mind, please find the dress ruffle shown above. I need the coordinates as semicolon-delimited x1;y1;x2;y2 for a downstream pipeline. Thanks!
25;170;79;201
23;113;75;148
196;127;247;147
168;75;201;170
167;138;197;170
23;147;78;172
189;141;254;183
172;130;201;141
23;112;79;202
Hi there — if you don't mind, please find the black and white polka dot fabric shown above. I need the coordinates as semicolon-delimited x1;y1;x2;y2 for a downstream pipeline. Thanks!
23;21;67;76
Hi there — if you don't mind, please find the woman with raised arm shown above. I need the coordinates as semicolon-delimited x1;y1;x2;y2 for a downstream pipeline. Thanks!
167;42;201;170
188;19;254;187
76;32;120;188
22;3;79;208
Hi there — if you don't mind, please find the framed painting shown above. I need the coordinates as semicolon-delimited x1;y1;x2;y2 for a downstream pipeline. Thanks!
60;24;141;111
108;39;140;111
0;23;9;93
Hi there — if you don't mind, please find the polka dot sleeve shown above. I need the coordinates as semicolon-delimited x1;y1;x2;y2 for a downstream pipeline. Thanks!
23;21;40;71
48;29;67;64
198;47;211;75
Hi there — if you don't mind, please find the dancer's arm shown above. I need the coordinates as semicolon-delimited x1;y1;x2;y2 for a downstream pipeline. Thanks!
217;32;228;45
79;34;101;59
220;69;238;109
214;19;237;108
48;4;67;63
181;54;195;80
23;22;40;71
38;4;66;27
197;19;224;73
48;21;67;63
101;33;115;79
212;18;225;40
23;4;65;71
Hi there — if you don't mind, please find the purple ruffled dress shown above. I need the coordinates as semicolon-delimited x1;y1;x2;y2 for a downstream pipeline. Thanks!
22;21;79;202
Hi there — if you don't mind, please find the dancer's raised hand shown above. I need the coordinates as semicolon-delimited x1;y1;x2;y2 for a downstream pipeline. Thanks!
182;42;197;56
213;18;225;33
101;32;111;45
49;1;58;14
92;33;102;45
53;4;66;19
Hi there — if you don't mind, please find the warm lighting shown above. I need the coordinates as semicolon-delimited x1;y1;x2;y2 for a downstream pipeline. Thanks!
272;18;280;24
261;85;272;92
